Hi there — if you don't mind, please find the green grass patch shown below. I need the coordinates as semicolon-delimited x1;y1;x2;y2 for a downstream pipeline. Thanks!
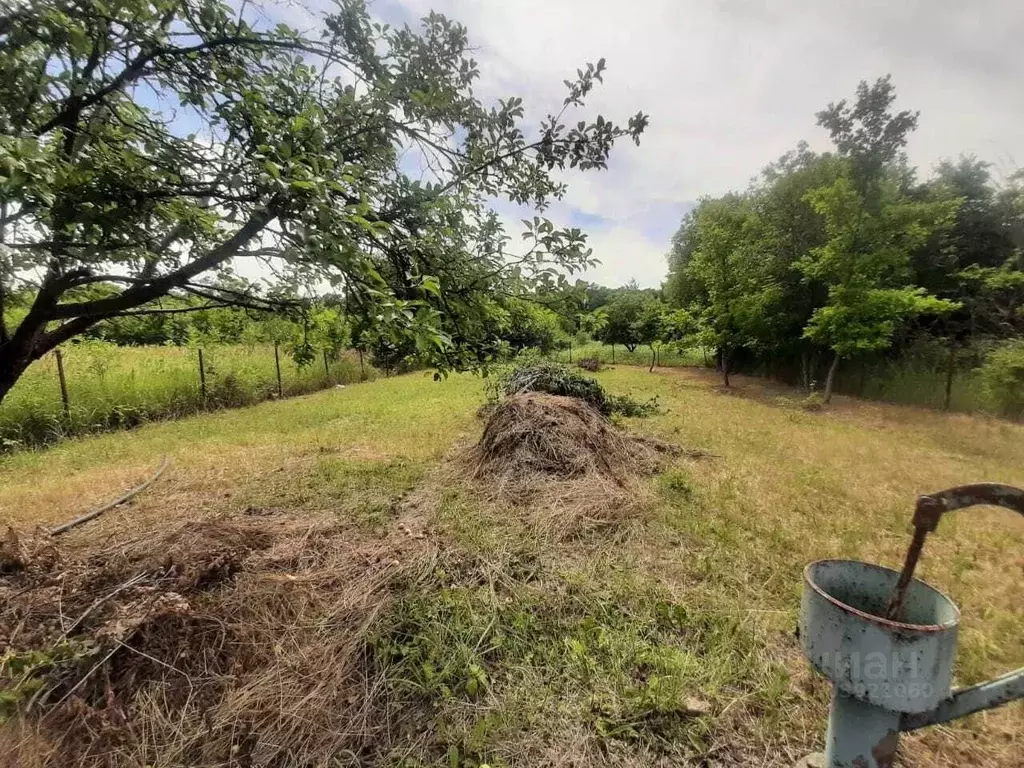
241;455;428;528
373;553;787;766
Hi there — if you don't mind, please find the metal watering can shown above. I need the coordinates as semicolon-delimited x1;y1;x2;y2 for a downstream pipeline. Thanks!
798;484;1024;768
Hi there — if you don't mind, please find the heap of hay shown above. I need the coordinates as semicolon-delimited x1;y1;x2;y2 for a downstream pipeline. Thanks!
473;393;670;484
0;514;435;767
468;393;677;539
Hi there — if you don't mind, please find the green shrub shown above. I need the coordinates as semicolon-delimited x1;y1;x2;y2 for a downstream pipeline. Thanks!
980;340;1024;418
487;357;657;417
607;393;660;417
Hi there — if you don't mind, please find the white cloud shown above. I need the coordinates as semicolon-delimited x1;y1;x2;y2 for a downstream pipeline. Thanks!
581;225;671;287
281;0;1024;287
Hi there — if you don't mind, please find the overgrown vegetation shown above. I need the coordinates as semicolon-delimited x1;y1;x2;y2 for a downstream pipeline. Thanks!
979;340;1024;418
0;342;372;450
372;560;768;765
488;357;659;417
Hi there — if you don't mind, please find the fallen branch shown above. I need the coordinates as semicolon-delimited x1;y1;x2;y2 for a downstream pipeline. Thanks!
48;456;170;536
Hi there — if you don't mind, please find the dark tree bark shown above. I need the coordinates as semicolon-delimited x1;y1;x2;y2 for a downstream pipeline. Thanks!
823;351;841;403
944;343;956;411
0;209;278;404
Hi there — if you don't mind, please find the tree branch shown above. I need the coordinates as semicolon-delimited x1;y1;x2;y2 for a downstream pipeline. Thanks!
49;204;279;320
107;302;236;316
35;34;345;136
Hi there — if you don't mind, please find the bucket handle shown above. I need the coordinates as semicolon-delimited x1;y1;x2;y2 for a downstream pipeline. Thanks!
886;483;1024;621
889;484;1024;729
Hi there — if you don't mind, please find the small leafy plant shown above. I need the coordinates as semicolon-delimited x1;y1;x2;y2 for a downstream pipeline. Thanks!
486;357;658;417
980;340;1024;418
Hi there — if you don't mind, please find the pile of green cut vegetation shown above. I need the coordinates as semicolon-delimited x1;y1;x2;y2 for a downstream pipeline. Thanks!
495;359;658;417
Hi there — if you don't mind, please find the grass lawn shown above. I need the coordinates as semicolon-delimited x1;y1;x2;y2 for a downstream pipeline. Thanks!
1;366;1021;766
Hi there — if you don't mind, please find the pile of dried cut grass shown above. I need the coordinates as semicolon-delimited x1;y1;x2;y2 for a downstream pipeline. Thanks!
0;512;435;767
468;393;677;539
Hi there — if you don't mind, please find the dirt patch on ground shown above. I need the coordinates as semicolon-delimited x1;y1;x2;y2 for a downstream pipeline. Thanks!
0;512;435;767
465;393;679;539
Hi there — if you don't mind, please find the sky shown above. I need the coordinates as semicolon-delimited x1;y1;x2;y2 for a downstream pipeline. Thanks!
280;0;1024;288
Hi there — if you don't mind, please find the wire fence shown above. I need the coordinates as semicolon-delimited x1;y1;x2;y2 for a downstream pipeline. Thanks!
0;342;374;451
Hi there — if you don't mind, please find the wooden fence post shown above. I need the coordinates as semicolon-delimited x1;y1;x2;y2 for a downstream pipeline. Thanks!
198;348;207;400
568;341;572;363
323;349;330;378
358;348;365;380
55;348;70;419
274;343;283;397
943;344;956;411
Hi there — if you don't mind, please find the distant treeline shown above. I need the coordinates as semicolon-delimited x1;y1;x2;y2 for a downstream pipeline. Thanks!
659;77;1023;414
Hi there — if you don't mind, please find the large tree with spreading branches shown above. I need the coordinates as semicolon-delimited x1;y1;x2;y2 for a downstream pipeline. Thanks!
0;0;647;402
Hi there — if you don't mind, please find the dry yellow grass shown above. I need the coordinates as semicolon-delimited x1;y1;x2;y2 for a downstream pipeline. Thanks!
625;366;1024;765
1;366;1021;766
0;373;480;531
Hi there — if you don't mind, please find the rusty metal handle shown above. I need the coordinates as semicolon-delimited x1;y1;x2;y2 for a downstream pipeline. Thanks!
920;483;1024;519
885;483;1024;621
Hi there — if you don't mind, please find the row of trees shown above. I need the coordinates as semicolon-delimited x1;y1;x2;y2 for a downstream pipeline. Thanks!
663;77;1024;404
1;276;594;373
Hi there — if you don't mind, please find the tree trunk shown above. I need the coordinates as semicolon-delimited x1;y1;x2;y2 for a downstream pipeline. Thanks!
823;352;841;404
800;350;810;391
649;345;656;372
721;350;730;388
944;343;956;411
0;308;59;406
0;354;31;405
611;343;615;364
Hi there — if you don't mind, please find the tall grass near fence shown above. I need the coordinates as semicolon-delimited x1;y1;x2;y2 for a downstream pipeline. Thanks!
554;341;707;368
553;341;1007;416
0;341;374;450
834;361;993;413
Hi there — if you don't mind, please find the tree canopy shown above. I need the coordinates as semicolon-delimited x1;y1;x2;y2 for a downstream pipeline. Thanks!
0;0;647;402
665;77;1023;400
